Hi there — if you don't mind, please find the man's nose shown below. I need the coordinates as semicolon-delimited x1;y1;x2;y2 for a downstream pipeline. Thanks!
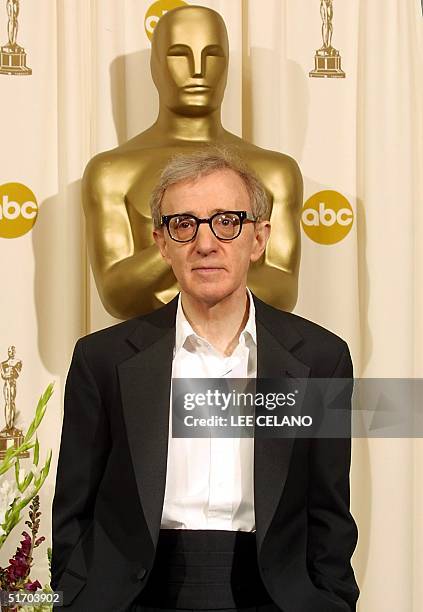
194;222;218;252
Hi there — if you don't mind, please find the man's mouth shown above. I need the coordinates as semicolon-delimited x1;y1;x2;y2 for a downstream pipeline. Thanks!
192;267;223;273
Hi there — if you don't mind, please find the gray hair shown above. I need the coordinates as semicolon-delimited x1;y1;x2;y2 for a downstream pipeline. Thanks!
150;146;270;228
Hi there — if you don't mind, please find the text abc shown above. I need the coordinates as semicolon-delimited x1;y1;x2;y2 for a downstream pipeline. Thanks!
302;202;353;227
0;195;37;220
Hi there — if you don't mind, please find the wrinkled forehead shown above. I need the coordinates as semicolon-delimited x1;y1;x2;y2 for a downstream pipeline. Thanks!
152;7;229;55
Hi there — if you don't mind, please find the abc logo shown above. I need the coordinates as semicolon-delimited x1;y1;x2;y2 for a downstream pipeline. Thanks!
0;183;38;239
301;190;353;245
145;0;187;41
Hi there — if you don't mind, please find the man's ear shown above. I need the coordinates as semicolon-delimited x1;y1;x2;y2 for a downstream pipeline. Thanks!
250;220;271;263
153;228;172;265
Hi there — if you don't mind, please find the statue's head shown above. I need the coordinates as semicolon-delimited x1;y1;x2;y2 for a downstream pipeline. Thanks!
150;6;229;117
7;346;15;358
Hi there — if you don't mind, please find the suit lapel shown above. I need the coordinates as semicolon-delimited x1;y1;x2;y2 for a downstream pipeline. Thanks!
253;306;310;551
118;292;311;555
118;297;178;549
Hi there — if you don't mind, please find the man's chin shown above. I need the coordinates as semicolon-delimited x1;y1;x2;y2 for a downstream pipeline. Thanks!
188;290;226;305
180;282;243;306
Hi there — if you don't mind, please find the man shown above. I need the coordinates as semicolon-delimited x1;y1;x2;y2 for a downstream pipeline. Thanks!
51;149;359;612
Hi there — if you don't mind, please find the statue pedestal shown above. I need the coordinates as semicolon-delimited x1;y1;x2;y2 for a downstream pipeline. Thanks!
309;47;345;78
0;427;29;459
0;44;32;75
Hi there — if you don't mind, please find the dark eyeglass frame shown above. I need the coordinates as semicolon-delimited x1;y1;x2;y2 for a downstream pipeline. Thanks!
160;210;258;243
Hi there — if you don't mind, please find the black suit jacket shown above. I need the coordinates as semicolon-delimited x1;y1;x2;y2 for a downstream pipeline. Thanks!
51;292;359;612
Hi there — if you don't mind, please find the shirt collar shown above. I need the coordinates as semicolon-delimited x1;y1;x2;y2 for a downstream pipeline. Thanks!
175;287;257;354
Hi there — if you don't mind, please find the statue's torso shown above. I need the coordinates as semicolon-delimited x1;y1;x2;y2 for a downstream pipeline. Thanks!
96;131;298;250
83;127;302;314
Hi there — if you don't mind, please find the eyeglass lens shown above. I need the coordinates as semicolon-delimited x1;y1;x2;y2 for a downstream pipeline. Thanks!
168;213;242;241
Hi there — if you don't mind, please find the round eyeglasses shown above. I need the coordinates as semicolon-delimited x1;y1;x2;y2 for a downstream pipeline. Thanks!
160;210;258;243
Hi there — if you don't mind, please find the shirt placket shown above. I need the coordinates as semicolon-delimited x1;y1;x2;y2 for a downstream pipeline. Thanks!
206;347;247;529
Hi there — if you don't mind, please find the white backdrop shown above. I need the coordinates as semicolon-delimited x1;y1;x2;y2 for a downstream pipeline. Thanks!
0;1;422;610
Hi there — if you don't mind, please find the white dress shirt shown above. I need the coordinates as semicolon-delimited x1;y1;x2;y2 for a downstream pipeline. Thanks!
160;288;257;532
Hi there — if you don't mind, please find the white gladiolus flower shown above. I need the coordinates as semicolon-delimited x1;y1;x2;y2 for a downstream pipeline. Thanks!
0;478;18;533
0;478;17;505
0;479;18;506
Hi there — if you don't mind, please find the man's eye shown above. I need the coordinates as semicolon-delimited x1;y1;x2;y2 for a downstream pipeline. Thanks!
217;215;238;226
174;218;195;229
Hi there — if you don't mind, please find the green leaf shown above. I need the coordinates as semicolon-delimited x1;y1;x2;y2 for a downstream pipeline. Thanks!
24;384;54;443
33;436;40;467
15;457;22;491
21;470;34;492
0;382;54;550
0;382;54;478
0;441;35;475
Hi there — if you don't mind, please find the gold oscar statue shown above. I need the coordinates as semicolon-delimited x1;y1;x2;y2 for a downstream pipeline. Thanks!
0;0;32;76
310;0;345;78
0;346;29;459
83;5;303;319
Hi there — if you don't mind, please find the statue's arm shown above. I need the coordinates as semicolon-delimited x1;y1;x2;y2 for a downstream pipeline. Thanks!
82;155;175;319
248;155;303;311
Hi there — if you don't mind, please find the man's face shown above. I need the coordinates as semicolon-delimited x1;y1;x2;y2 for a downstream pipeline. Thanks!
151;7;229;116
153;169;270;305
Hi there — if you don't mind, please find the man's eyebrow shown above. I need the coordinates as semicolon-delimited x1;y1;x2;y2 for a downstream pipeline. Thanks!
173;208;228;217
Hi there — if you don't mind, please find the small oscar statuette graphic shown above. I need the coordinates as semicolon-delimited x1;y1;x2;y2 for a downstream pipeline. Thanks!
310;0;345;79
0;346;29;458
0;0;32;75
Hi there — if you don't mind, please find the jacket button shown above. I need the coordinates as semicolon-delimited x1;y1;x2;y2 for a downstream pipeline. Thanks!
137;567;148;580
